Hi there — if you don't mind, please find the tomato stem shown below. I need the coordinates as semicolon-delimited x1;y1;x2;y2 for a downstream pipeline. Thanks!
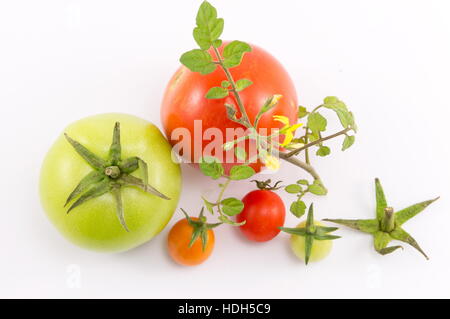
216;178;231;216
285;127;351;158
212;46;252;128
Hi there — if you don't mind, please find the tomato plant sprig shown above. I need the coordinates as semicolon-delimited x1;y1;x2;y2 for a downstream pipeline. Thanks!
324;178;439;259
64;122;170;232
180;1;358;220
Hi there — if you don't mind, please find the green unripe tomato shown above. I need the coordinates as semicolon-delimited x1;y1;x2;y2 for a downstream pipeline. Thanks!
39;113;182;253
290;220;333;263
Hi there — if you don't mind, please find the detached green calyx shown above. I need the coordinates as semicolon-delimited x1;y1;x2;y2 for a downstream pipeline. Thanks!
64;122;170;232
280;204;340;265
181;208;222;251
324;178;439;259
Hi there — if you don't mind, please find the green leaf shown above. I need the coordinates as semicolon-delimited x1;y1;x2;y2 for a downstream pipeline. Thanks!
298;106;309;119
193;1;224;50
307;112;327;134
234;147;247;161
235;79;253;92
229;165;255;180
202;196;216;214
222;40;252;68
199;156;224;180
221;80;230;88
285;184;302;194
213;39;222;48
342;135;355;151
221;198;244;216
219;215;246;226
316;145;331;157
308;180;327;196
180;49;216;75
323;96;356;131
297;179;309;185
205;86;229;99
290;200;307;218
307;132;319;142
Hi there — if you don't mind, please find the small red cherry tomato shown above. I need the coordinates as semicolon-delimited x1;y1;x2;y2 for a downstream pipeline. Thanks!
236;182;286;242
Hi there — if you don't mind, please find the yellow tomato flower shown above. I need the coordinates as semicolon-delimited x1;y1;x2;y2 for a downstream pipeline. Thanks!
264;155;280;171
269;95;283;108
273;115;290;126
273;116;303;147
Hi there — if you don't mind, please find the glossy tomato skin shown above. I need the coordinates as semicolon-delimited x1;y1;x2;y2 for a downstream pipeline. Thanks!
161;43;298;174
168;218;215;266
236;190;286;242
40;113;182;253
290;221;333;263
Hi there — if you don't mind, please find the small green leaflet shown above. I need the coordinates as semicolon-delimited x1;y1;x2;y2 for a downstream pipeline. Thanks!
221;80;230;88
199;156;224;180
180;49;216;75
202;196;215;214
229;165;255;180
219;215;246;226
290;200;307;218
342;135;355;151
307;112;327;134
298;106;309;119
193;1;224;50
323;96;356;131
206;86;229;99
316;145;331;157
223;41;252;68
235;79;253;92
285;184;302;194
221;198;244;216
297;179;309;185
234;147;247;161
308;180;327;196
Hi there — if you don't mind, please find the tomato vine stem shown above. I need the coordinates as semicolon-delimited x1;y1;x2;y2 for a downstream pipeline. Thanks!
285;127;352;158
212;46;251;128
215;178;231;216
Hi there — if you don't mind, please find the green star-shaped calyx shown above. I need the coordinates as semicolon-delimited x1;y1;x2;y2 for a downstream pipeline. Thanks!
324;178;439;259
64;122;170;232
181;208;222;251
280;203;341;265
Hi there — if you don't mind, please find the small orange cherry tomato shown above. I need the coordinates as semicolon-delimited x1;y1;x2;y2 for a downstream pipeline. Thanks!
167;215;216;266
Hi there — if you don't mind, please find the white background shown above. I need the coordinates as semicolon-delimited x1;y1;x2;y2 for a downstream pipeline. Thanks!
1;0;449;299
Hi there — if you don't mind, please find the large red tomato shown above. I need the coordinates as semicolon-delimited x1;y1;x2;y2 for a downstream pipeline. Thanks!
161;43;298;173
